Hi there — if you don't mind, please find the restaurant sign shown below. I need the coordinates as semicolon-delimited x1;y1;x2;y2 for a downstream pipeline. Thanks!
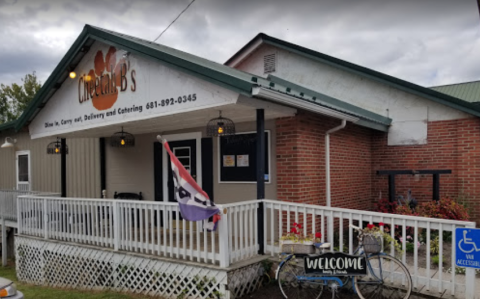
29;41;239;139
304;252;367;276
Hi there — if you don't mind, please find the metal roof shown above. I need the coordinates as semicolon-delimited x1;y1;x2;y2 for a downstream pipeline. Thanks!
8;25;391;133
431;80;480;103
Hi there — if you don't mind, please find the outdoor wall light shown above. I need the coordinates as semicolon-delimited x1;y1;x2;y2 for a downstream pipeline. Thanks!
110;127;135;147
206;111;235;137
69;71;76;79
1;137;16;148
47;137;68;154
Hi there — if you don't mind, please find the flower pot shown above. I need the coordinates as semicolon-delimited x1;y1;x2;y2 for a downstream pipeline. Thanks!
281;240;315;254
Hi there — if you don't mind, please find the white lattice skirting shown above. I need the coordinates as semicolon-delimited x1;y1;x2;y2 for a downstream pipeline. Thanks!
15;236;262;299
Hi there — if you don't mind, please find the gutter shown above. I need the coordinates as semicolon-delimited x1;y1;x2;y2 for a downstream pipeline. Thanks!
252;87;360;122
325;119;347;207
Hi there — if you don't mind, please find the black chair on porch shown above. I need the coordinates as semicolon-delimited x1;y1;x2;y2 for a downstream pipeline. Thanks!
113;192;143;227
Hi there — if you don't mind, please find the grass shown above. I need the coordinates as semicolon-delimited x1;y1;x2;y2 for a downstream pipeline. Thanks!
0;261;152;299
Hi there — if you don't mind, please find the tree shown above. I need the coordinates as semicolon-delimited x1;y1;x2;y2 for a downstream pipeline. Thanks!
0;71;42;124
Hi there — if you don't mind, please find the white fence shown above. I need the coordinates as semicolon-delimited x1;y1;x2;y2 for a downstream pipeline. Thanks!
222;200;259;264
263;199;476;299
15;195;478;298
0;190;59;221
17;196;262;268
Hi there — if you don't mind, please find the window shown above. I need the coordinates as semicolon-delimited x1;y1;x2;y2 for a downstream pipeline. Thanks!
16;150;31;191
174;147;191;174
219;131;270;183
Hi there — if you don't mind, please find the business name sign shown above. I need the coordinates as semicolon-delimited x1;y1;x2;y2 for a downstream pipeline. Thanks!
304;252;367;276
78;47;136;110
455;228;480;269
29;41;239;139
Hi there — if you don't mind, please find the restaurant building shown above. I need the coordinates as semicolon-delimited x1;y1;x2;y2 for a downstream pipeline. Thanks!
0;25;479;298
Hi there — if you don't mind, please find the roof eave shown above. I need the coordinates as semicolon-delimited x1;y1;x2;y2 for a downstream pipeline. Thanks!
252;87;360;122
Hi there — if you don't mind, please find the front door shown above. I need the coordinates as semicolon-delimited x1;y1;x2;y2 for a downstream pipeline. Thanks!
166;139;197;203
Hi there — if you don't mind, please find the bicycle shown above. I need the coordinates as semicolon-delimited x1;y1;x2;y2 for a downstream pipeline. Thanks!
276;224;412;299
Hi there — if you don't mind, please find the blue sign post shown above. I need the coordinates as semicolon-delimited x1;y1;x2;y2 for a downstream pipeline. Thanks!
455;228;480;269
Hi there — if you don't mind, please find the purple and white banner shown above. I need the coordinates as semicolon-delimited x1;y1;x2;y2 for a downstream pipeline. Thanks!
158;136;220;229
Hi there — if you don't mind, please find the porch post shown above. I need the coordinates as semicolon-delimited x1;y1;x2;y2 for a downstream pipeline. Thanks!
61;138;67;198
256;109;265;255
1;217;6;266
100;138;106;198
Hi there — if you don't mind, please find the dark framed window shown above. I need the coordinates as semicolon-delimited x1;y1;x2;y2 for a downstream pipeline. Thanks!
219;131;270;183
18;154;29;182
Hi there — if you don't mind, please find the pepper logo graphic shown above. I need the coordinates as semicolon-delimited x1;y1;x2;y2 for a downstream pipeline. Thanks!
78;46;136;110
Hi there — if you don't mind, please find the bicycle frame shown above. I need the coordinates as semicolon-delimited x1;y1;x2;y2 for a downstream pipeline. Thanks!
276;243;388;294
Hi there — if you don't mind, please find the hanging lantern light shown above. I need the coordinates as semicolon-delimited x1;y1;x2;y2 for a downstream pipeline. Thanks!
110;127;135;147
206;111;236;137
47;137;68;155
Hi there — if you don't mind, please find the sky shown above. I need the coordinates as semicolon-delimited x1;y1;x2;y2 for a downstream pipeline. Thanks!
0;0;479;88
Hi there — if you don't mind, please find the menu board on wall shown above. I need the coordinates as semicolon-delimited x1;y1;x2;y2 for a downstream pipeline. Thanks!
219;132;270;182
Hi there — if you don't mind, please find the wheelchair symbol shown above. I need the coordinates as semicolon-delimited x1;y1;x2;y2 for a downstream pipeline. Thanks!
458;230;480;253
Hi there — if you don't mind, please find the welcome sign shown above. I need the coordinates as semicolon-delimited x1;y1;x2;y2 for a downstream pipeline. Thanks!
304;252;367;276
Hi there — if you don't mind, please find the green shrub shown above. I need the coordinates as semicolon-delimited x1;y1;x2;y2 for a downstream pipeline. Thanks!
405;242;415;253
430;236;440;255
396;198;469;221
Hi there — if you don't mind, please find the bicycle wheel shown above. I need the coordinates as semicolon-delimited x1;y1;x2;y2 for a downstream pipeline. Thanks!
354;254;412;299
277;257;323;299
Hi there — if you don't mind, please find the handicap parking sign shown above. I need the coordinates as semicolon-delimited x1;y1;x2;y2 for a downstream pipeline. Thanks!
455;228;480;269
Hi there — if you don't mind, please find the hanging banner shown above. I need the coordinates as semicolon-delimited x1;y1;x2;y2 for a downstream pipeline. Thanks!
158;135;220;230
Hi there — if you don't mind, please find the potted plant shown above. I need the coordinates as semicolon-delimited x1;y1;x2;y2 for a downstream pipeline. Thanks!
280;223;322;254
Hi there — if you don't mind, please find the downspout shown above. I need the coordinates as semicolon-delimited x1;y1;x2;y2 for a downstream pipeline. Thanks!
325;119;347;207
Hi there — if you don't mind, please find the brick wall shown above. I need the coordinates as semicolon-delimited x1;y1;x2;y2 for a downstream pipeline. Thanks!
372;118;480;223
276;111;373;211
276;112;480;224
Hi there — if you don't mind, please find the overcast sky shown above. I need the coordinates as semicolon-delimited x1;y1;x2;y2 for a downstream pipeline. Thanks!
0;0;479;88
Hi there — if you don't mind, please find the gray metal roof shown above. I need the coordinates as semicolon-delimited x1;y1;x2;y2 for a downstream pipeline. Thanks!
431;80;480;103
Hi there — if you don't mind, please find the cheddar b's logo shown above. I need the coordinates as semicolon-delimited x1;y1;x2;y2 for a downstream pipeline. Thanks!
78;46;136;110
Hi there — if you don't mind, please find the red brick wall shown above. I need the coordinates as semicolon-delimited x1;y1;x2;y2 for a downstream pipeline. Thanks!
276;111;373;211
372;118;480;223
276;113;480;224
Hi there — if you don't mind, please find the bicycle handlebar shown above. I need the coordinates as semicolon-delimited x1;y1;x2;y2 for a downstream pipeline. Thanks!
349;224;362;231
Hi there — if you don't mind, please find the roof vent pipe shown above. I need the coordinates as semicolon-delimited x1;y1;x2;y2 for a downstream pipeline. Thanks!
325;119;347;207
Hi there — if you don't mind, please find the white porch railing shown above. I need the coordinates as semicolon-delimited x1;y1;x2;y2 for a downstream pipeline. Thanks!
0;190;59;222
15;195;478;298
263;199;476;299
221;200;259;264
17;196;262;268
